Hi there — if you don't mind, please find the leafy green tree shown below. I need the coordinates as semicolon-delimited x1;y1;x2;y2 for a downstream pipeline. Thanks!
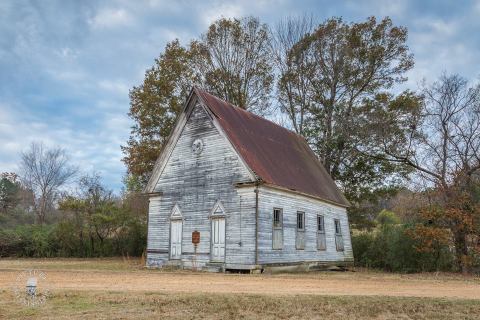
0;173;19;214
122;17;274;188
376;209;401;225
58;173;146;256
121;40;198;186
280;17;420;220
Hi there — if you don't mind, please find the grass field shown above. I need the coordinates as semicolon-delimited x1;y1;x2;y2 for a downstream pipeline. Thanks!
1;258;479;319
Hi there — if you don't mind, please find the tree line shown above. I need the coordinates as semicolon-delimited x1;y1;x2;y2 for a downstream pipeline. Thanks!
0;143;146;257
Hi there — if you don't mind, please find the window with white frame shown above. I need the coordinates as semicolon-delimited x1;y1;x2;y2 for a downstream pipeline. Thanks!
272;208;283;249
334;218;344;251
296;211;305;249
317;215;326;250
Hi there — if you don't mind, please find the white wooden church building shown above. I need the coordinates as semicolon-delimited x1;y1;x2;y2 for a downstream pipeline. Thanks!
145;88;353;272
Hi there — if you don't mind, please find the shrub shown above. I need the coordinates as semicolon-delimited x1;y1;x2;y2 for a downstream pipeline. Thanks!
375;209;400;225
0;228;23;256
352;222;455;273
0;225;54;257
351;231;375;267
0;218;147;258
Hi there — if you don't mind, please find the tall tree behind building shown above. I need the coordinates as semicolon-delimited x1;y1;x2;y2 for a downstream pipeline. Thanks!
277;17;420;211
192;17;273;115
121;40;197;186
271;15;315;136
122;17;274;187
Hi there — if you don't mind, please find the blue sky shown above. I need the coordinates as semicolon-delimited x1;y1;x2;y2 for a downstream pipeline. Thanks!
1;0;479;192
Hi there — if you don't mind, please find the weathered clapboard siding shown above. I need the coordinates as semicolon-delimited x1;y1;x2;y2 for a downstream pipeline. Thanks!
146;101;254;268
146;195;168;267
256;186;353;265
225;186;257;267
146;88;354;271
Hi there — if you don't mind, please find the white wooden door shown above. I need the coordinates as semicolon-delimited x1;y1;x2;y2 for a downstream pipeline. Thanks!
211;218;225;261
170;220;182;259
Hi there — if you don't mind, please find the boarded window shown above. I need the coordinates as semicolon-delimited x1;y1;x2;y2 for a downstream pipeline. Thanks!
334;219;344;251
272;208;283;249
317;215;326;250
297;212;305;230
296;211;305;249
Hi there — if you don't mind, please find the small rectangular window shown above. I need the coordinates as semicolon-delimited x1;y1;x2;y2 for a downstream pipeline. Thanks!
317;215;324;232
273;209;282;228
334;219;342;234
296;211;305;249
273;208;283;249
334;218;344;251
297;212;305;230
317;214;326;250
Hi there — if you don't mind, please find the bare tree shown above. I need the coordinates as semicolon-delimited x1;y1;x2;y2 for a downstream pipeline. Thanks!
20;142;78;224
271;15;315;135
380;74;480;188
421;74;480;186
274;17;417;209
376;74;480;271
191;17;274;115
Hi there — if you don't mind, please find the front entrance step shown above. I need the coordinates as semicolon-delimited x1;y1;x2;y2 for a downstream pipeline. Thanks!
203;262;225;273
164;259;182;270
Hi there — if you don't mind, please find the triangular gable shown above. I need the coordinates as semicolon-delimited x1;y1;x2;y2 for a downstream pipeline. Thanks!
170;204;183;220
209;200;226;218
145;88;256;193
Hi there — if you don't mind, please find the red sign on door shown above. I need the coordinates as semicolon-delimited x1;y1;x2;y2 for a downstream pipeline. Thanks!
192;231;200;244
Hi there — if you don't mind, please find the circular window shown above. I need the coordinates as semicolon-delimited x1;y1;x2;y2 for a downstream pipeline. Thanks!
192;138;204;155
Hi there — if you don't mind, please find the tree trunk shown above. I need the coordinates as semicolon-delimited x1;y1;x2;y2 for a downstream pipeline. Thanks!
90;232;95;256
454;231;469;274
38;197;46;225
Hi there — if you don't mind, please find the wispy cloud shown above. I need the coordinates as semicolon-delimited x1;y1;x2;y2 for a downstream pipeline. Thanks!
88;8;133;29
1;0;479;191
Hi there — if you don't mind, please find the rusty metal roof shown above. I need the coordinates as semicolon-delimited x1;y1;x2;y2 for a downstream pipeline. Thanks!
195;88;350;207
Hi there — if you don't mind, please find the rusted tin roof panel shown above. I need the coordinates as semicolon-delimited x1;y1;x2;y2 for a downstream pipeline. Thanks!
195;88;350;207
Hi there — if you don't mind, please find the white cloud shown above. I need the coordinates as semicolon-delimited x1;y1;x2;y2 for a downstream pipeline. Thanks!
98;79;130;96
475;0;480;13
145;0;183;12
345;0;407;18
88;8;133;29
404;15;478;88
419;18;459;37
0;102;130;191
197;0;285;27
56;47;79;60
200;3;246;26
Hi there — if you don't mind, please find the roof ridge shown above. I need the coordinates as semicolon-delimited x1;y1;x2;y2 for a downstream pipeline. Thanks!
194;87;303;139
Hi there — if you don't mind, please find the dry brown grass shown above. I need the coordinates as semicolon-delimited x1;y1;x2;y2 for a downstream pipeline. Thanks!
1;290;480;320
1;258;480;319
